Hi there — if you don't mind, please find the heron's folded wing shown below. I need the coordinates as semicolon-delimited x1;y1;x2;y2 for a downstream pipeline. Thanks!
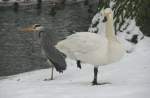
41;32;67;73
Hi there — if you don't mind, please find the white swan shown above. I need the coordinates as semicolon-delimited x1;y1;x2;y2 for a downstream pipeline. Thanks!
55;8;125;85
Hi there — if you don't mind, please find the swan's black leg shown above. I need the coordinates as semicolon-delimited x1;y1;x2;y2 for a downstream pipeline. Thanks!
77;60;81;69
92;66;98;85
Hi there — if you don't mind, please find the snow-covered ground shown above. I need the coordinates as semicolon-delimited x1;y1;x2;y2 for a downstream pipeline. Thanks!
0;36;150;98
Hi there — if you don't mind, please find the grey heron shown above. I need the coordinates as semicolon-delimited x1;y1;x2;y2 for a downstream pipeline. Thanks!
20;24;67;80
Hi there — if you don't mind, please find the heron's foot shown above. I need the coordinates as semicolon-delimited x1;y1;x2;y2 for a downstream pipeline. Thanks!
43;78;53;81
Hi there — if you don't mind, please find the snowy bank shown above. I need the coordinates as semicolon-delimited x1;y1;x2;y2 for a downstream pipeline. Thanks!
0;37;150;98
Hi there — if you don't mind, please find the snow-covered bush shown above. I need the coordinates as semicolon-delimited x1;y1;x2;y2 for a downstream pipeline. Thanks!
88;1;144;53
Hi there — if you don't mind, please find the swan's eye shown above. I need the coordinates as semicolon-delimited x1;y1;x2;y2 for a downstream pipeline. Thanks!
102;16;107;23
126;31;130;34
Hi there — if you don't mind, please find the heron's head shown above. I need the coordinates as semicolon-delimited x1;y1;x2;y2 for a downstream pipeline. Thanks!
20;24;44;32
20;24;44;37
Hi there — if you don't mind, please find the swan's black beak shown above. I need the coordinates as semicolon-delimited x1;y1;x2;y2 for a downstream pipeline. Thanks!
102;16;107;23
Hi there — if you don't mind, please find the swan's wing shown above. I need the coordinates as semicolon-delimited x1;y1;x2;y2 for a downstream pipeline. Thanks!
73;35;106;54
56;32;107;56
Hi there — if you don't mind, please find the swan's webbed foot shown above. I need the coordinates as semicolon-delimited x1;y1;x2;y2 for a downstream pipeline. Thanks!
92;81;110;85
43;78;53;81
92;80;99;85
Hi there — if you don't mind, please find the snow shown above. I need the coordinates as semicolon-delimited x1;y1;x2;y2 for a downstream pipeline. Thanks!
0;37;150;98
0;1;149;97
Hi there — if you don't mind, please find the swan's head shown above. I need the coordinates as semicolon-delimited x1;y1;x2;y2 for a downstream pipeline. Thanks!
102;8;113;16
101;8;113;22
20;24;44;32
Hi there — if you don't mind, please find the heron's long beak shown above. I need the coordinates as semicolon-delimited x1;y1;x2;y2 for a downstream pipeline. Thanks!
19;26;36;32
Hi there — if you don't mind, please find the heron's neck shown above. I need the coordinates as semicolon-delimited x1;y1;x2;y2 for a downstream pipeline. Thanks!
38;31;43;38
105;14;116;40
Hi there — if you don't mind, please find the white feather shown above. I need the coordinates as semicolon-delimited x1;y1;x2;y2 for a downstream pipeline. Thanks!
55;8;125;67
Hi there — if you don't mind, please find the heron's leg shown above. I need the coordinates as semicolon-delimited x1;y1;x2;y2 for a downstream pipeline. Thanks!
77;60;81;69
46;59;54;80
92;66;98;85
50;66;54;80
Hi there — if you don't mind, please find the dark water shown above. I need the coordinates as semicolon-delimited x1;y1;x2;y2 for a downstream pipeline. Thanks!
0;0;99;76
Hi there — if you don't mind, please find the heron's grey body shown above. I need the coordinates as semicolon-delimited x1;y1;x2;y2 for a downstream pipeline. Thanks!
38;29;67;73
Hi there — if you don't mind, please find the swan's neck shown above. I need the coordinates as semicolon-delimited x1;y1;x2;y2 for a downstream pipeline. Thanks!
105;14;116;40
